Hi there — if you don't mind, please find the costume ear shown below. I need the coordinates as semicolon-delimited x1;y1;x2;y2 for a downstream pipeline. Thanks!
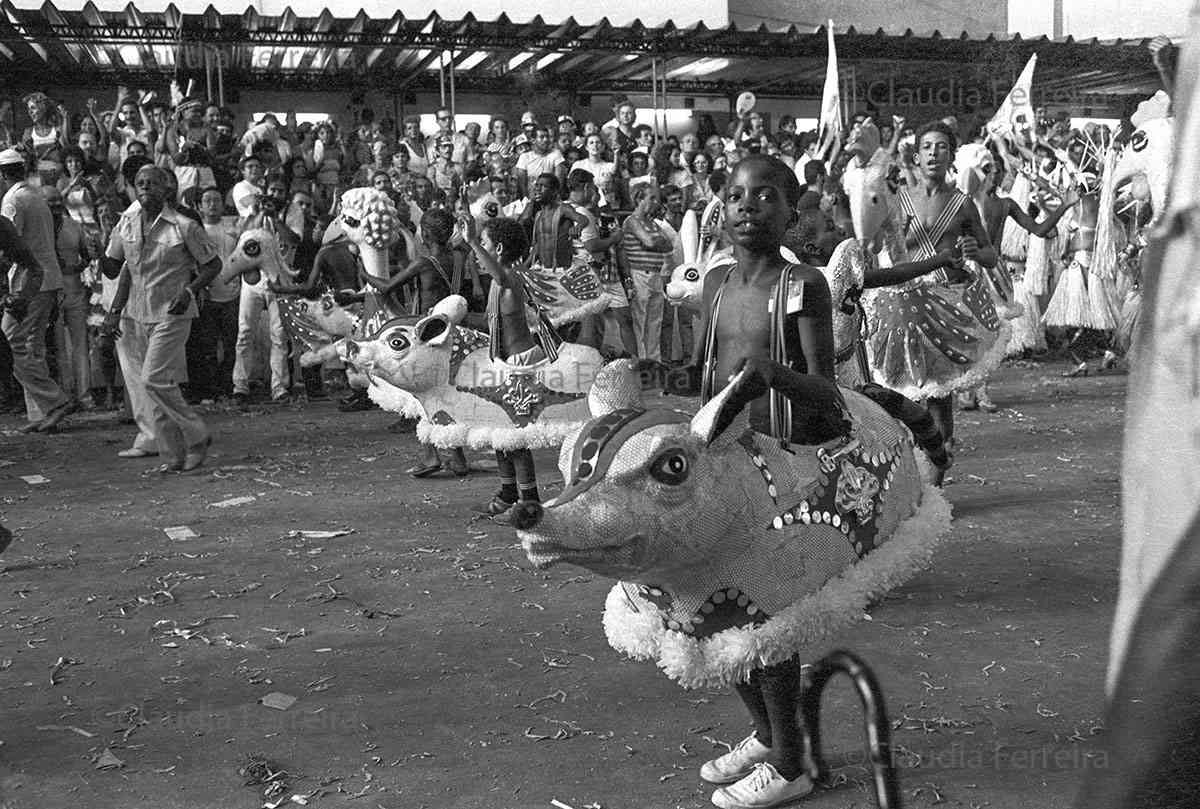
588;359;643;417
690;366;755;448
698;197;723;263
414;313;453;346
679;209;699;265
430;294;469;325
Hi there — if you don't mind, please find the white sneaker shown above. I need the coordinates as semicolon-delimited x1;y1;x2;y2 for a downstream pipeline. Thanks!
700;734;772;785
711;762;814;809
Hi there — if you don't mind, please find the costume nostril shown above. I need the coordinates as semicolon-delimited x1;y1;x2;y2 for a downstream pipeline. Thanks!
511;501;543;530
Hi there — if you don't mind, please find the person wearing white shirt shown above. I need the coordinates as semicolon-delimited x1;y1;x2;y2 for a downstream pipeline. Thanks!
514;127;565;200
230;155;265;218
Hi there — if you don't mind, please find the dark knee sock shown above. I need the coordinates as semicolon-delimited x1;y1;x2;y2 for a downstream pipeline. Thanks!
734;669;773;748
760;658;807;781
511;448;539;501
495;450;518;502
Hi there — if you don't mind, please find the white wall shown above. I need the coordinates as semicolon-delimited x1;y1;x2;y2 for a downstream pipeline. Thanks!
1008;0;1192;38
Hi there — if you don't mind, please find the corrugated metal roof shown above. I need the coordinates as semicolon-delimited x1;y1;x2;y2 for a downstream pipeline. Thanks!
0;2;1162;100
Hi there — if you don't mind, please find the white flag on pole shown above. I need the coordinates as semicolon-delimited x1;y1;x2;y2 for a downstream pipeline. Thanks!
986;54;1038;142
818;20;842;146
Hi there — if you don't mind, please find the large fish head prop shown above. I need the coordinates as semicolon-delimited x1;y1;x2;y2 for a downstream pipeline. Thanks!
291;292;358;338
1111;116;1174;220
220;227;282;287
343;295;468;393
954;143;996;200
338;187;400;250
841;147;897;253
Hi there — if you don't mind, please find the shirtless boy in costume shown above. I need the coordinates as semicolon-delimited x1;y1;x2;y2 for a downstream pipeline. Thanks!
864;122;997;447
521;173;591;269
459;214;560;522
362;208;469;478
687;155;835;808
644;155;950;807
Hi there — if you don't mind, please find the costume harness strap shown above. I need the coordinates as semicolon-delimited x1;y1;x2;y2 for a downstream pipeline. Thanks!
699;263;797;444
897;187;968;263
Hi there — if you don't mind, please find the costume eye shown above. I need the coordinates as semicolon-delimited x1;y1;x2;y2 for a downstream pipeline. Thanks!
387;332;410;352
648;449;690;485
1130;131;1148;153
684;269;699;282
243;239;260;257
343;215;361;228
322;298;334;312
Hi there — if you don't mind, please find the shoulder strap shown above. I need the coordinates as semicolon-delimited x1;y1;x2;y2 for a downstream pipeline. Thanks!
426;255;452;287
767;265;794;443
698;264;740;403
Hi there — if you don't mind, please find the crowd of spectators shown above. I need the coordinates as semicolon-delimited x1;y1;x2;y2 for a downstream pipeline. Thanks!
0;86;854;420
0;81;1118;430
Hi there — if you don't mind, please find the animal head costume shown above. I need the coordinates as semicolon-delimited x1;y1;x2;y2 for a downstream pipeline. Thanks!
345;295;640;451
514;360;951;688
664;197;733;309
1111;115;1174;229
219;226;362;367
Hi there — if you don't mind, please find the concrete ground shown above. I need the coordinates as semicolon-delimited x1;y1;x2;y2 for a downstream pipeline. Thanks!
0;359;1123;809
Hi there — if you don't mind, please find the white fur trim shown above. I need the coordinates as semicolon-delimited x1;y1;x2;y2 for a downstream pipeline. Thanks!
546;296;609;327
416;418;586;451
601;477;953;690
878;320;1012;401
367;378;586;450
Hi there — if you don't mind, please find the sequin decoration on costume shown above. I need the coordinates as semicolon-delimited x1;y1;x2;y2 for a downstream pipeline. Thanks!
771;441;897;557
559;263;603;300
961;273;1002;331
835;459;883;524
625;582;771;639
517;368;952;689
559;408;691;501
517;263;607;326
449;327;490;380
277;294;360;355
685;586;770;638
460;374;584;425
738;433;779;504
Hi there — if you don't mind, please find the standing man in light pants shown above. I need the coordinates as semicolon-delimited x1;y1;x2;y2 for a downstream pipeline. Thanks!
618;183;673;361
100;165;221;472
230;237;290;407
0;149;74;433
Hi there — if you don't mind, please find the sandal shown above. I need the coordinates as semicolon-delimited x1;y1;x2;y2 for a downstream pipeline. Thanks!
408;462;443;478
446;461;470;477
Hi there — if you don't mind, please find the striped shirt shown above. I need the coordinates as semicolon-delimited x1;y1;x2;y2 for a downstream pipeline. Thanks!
621;219;668;274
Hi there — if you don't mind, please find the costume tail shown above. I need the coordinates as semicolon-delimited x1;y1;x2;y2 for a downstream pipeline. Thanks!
857;382;952;479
